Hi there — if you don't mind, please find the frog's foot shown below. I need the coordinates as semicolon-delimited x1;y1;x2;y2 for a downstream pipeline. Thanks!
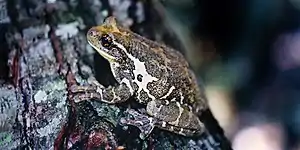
70;78;105;93
72;92;103;103
119;109;156;140
70;84;103;103
70;84;102;93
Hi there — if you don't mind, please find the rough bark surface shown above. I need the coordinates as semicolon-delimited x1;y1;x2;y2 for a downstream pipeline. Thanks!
0;0;232;149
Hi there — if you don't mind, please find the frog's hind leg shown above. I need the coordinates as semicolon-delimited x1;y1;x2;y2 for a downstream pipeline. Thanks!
146;99;205;136
120;109;156;140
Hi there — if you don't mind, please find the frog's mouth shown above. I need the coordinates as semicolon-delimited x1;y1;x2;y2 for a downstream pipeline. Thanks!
88;41;116;63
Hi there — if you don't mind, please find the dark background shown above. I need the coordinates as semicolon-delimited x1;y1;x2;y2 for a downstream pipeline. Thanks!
159;0;300;149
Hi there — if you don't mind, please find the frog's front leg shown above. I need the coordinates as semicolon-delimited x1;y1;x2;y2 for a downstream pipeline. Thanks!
70;79;134;104
146;99;205;137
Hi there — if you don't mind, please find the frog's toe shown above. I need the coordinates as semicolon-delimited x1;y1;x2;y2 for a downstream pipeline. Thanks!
139;132;148;140
121;124;129;131
119;117;128;126
139;124;154;140
137;108;147;114
70;84;98;93
72;92;102;103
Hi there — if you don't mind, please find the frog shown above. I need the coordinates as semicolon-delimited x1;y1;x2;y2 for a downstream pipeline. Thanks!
71;16;209;139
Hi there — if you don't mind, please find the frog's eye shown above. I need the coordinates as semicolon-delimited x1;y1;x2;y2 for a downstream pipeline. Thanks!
100;34;112;48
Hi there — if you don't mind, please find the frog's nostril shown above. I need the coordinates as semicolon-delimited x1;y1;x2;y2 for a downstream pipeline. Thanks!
88;29;97;37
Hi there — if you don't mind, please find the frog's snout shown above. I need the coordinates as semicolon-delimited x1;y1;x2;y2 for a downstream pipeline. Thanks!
87;28;98;38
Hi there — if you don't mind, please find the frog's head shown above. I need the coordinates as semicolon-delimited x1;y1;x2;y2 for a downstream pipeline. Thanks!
86;16;131;64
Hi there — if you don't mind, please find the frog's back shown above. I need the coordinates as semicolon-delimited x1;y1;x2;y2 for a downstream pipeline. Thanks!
115;25;207;110
132;30;204;105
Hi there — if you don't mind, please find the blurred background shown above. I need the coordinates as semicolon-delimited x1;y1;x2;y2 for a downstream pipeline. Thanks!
1;0;300;149
158;0;300;150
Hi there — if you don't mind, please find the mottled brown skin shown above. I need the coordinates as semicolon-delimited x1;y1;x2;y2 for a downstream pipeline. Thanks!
71;16;209;139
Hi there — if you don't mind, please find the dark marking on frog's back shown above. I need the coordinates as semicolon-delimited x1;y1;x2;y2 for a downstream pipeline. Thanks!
147;79;170;99
137;74;143;82
144;61;166;79
138;89;152;104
